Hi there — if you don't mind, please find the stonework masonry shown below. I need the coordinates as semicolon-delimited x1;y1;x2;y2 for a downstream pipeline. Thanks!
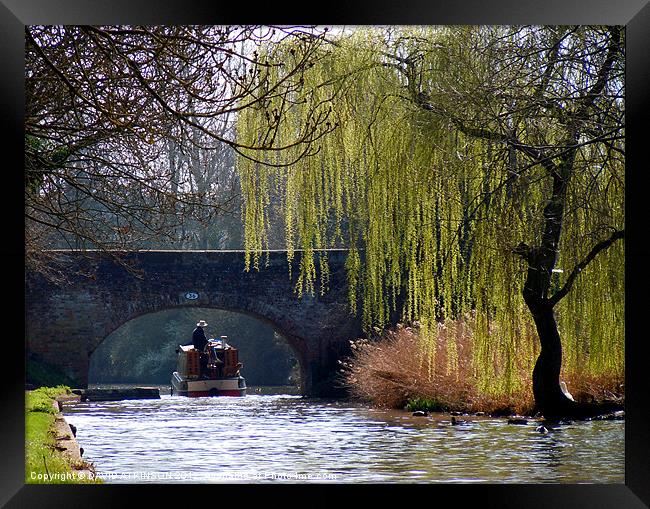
26;250;362;397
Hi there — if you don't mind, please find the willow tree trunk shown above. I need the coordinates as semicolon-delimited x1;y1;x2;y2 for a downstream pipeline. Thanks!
529;302;565;415
526;294;622;421
515;163;623;420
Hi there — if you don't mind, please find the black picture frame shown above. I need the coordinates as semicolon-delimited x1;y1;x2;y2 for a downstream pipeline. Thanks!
4;1;649;507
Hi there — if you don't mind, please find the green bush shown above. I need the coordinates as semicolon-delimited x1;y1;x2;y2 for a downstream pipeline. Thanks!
405;397;443;413
27;355;77;388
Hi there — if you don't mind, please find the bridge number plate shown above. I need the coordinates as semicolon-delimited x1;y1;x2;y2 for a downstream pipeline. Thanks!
184;292;199;300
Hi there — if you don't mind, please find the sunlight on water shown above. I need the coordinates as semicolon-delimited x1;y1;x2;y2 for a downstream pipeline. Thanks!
62;386;624;484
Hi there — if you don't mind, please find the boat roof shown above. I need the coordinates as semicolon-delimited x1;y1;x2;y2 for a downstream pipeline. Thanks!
179;342;234;352
209;339;232;349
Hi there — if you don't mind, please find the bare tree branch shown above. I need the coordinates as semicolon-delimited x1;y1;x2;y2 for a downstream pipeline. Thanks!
548;228;624;307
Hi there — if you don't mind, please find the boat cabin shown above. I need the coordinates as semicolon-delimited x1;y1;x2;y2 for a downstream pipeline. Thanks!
172;337;246;397
176;338;243;379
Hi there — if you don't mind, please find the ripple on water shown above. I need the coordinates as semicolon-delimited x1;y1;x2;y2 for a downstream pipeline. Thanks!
63;390;624;484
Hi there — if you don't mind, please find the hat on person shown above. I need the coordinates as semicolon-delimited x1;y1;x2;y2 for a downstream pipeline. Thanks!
196;320;208;327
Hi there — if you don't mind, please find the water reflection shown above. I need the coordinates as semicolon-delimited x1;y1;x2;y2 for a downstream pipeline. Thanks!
62;387;624;484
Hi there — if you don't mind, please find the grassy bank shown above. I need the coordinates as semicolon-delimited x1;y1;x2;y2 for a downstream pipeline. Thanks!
25;386;101;484
341;323;624;416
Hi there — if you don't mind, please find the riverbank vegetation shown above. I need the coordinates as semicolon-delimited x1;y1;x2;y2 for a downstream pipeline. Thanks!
25;386;101;484
341;322;624;415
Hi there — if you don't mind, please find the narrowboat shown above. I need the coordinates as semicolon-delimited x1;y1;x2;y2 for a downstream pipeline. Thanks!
171;337;246;397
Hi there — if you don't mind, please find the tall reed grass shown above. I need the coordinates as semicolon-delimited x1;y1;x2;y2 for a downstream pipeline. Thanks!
340;319;624;416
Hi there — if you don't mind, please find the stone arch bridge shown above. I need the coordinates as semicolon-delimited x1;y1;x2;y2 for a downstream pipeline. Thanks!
25;250;362;397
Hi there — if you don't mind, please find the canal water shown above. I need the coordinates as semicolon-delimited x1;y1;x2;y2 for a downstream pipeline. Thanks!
62;385;624;484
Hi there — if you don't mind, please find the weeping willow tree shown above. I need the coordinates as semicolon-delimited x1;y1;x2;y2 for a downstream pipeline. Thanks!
237;26;624;419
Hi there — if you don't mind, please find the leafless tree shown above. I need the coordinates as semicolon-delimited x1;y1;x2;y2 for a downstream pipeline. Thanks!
25;25;334;278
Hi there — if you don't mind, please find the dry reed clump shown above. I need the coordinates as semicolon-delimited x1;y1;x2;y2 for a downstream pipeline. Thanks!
341;319;624;416
341;321;532;414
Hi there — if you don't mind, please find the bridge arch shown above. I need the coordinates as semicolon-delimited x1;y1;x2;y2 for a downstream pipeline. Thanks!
90;304;310;390
26;250;361;396
89;306;303;388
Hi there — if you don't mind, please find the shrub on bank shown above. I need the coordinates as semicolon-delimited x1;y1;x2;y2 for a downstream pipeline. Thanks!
341;321;624;416
26;386;71;413
405;397;444;413
27;354;77;388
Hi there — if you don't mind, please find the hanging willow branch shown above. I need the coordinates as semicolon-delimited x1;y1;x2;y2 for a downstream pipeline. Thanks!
237;25;625;396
